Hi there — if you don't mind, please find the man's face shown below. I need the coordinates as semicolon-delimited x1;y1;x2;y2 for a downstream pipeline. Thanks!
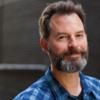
45;13;88;73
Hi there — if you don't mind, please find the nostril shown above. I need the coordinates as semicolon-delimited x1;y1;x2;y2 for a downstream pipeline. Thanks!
68;40;78;48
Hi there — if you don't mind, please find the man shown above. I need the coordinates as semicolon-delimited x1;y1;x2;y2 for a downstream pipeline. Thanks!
14;0;100;100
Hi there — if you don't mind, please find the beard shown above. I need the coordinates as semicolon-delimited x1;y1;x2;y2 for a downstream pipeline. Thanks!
48;47;88;73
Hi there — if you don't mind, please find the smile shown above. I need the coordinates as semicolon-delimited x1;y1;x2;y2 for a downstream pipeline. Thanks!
64;53;81;60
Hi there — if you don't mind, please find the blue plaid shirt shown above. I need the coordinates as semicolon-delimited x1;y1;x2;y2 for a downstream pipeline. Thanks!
14;67;100;100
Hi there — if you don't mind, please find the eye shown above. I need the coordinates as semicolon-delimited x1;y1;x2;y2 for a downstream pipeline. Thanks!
58;35;67;40
76;34;84;38
59;36;65;39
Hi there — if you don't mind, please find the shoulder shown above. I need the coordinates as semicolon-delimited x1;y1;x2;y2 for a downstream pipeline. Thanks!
84;74;100;87
13;76;53;100
81;73;100;95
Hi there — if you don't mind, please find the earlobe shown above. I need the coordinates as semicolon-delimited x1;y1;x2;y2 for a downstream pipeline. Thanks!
40;38;48;52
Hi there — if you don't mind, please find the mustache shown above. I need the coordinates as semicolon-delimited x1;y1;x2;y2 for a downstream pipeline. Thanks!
62;47;87;57
48;47;88;62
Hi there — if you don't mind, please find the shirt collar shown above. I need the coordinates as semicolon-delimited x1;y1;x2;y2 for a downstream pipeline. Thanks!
45;67;69;98
45;67;96;98
80;72;96;98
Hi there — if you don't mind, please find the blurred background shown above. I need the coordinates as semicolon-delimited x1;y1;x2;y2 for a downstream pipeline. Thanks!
0;0;100;99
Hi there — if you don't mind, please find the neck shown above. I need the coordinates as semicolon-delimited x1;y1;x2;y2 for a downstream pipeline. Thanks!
51;65;82;96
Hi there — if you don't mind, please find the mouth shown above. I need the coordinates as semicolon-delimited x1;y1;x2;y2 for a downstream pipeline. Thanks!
64;53;81;60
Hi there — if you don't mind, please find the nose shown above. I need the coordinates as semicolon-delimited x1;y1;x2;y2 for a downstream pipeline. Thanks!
68;36;78;48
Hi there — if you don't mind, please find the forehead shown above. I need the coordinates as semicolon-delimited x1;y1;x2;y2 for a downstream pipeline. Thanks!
49;13;84;35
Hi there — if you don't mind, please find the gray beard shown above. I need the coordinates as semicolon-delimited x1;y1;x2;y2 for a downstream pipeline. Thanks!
59;57;87;73
49;48;88;73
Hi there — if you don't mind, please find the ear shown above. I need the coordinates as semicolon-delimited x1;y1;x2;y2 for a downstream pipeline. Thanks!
40;38;48;53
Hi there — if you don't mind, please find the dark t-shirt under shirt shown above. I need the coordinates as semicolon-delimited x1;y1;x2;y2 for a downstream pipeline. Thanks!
69;90;83;100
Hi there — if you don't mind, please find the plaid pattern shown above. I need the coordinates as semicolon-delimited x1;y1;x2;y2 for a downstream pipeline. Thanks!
14;67;100;100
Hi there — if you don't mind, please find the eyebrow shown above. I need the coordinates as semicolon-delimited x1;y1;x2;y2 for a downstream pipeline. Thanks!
55;32;66;36
55;30;85;36
75;30;85;34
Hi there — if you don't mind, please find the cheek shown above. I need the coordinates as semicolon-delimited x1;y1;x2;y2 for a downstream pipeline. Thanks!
48;42;68;54
79;38;88;50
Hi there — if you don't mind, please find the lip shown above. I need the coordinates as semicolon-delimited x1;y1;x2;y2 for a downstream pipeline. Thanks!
64;53;81;60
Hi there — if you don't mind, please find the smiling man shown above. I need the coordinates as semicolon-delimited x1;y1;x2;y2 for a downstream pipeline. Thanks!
14;0;100;100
